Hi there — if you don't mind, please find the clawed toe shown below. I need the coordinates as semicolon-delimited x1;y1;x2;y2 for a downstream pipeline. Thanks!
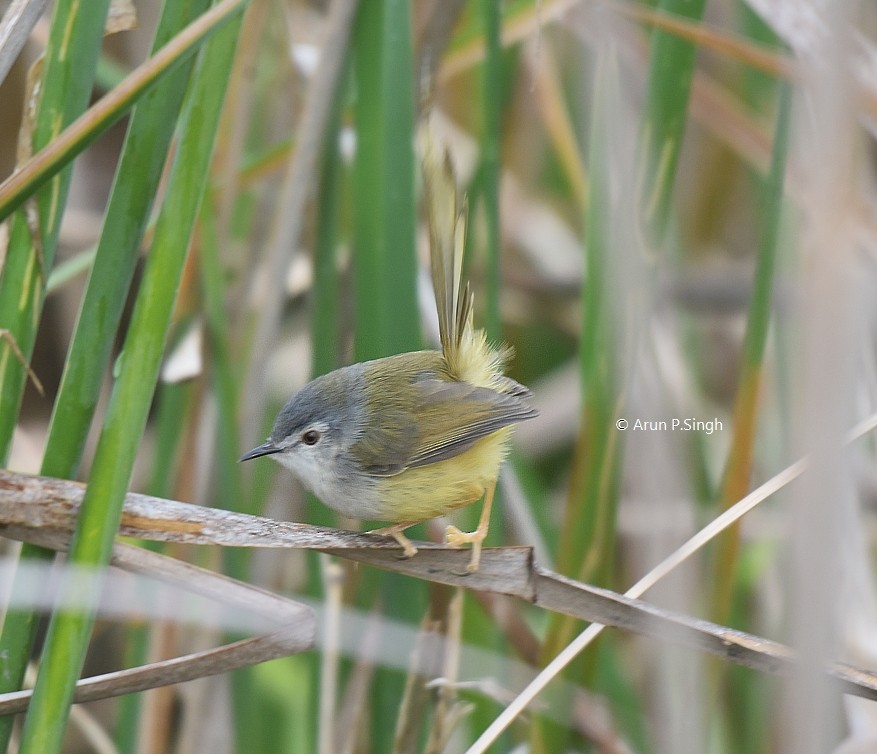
395;538;417;559
445;525;486;574
444;480;496;574
445;524;484;548
368;524;418;559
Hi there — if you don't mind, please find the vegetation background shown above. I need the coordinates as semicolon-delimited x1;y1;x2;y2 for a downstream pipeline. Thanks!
1;0;876;752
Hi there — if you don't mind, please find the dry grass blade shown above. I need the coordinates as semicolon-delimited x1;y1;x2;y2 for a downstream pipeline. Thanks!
318;556;344;754
0;0;50;87
333;608;381;754
0;629;308;716
0;538;314;715
0;469;536;594
470;409;877;751
0;0;246;220
425;588;464;753
532;567;877;699
3;469;877;706
0;328;44;395
393;614;441;753
442;0;792;82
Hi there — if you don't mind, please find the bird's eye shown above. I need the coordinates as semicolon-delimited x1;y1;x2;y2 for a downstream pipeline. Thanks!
301;430;320;446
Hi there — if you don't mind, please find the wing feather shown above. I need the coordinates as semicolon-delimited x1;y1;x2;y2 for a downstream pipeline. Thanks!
407;379;536;467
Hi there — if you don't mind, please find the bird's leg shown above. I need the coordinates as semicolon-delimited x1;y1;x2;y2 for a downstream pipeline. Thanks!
369;521;418;558
445;479;496;573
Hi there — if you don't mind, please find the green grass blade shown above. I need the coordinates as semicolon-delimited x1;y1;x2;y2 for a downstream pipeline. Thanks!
311;71;348;384
711;86;791;621
0;0;111;462
17;9;244;750
42;0;214;480
639;0;709;242
352;0;419;361
308;56;349;532
0;0;244;225
351;1;422;749
480;0;502;342
114;380;194;751
546;46;623;638
45;246;97;292
457;5;513;744
0;4;112;739
0;4;214;748
534;46;632;752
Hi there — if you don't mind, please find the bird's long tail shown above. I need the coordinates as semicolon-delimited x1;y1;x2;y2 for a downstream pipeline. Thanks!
418;121;473;375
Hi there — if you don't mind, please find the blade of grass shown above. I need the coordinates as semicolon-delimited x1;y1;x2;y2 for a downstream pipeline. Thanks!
0;3;113;746
0;0;111;462
638;0;709;242
0;0;50;87
720;13;783;753
307;51;352;754
0;2;214;749
200;192;258;754
311;72;348;384
199;202;246;565
710;86;791;620
352;0;419;361
307;44;349;534
525;39;588;210
0;0;247;224
45;245;97;292
114;379;195;752
224;3;359;743
535;47;627;752
479;0;502;343
17;8;244;750
41;0;214;480
351;0;422;749
456;3;518;747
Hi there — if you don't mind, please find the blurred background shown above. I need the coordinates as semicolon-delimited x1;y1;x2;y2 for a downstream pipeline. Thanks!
2;0;877;752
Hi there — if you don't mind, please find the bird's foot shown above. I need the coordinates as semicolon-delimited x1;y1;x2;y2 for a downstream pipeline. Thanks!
445;525;486;573
369;523;418;559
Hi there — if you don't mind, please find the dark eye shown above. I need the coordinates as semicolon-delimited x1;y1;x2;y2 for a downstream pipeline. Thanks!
301;430;320;446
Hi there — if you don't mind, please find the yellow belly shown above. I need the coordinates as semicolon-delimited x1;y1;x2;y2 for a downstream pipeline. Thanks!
375;427;512;522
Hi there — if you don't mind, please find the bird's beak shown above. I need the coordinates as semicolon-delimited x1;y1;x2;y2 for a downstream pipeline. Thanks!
239;440;282;462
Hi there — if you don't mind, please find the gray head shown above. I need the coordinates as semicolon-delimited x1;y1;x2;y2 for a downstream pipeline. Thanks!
239;364;366;494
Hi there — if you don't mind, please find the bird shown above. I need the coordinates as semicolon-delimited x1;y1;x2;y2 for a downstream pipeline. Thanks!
240;124;537;573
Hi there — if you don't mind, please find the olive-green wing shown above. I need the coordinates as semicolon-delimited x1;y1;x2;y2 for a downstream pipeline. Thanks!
352;378;536;477
349;406;418;477
408;379;536;468
493;375;533;399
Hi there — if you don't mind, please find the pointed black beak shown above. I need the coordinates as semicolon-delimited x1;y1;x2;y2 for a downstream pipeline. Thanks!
239;439;282;462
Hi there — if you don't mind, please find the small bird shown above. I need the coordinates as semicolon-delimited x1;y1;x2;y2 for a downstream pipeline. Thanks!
240;126;537;573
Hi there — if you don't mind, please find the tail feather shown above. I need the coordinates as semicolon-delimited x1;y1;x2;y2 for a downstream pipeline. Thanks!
420;119;515;390
420;121;469;369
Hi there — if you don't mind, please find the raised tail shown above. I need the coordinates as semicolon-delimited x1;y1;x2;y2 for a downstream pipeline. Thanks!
418;121;473;373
